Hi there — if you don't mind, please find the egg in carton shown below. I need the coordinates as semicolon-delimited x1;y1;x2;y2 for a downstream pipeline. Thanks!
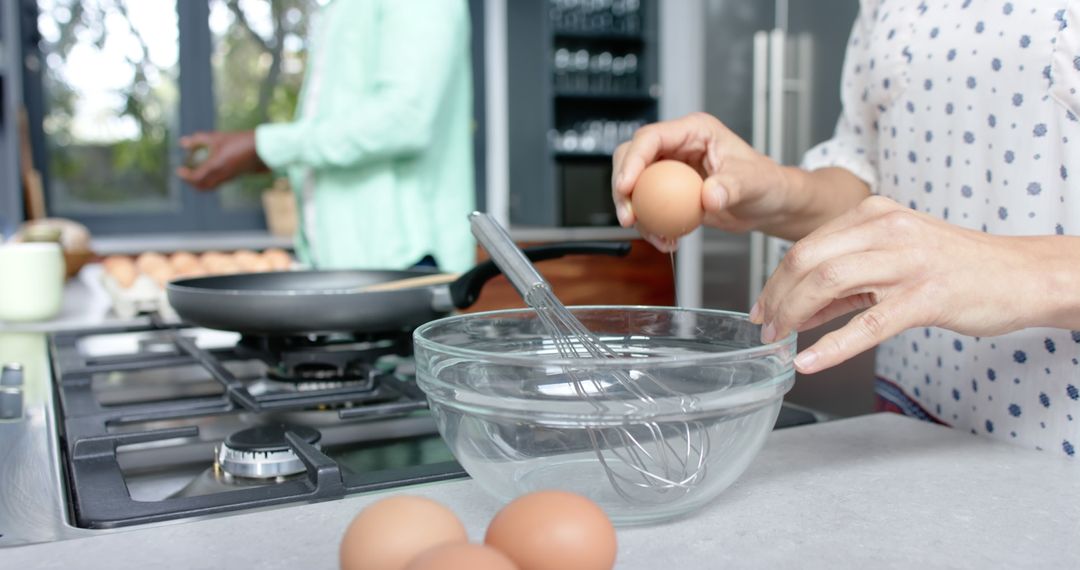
101;249;295;320
100;253;180;319
100;266;167;320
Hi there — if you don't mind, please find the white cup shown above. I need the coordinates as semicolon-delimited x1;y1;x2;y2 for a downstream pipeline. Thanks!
0;242;65;322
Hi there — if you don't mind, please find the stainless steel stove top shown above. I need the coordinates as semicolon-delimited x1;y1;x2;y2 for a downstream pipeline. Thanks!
0;323;465;547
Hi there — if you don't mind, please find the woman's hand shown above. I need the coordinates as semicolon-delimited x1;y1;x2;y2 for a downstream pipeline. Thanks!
611;112;870;250
751;195;1080;374
176;131;268;190
611;113;792;251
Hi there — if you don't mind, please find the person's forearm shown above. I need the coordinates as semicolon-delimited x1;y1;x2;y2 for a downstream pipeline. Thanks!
1020;235;1080;330
757;167;871;241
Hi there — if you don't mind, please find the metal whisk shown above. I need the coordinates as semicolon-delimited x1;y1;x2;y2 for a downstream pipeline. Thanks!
469;212;710;503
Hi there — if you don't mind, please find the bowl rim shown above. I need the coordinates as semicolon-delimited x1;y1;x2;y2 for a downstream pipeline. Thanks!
412;305;796;368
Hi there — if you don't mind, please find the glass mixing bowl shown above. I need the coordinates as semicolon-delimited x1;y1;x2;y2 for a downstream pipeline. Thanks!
413;306;796;525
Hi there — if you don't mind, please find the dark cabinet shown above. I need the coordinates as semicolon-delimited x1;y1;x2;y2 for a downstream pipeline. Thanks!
507;0;659;228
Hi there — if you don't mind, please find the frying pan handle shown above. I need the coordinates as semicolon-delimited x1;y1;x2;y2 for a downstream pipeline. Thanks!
448;241;632;309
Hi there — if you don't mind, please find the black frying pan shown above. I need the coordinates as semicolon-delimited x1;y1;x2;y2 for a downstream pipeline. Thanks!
166;242;631;335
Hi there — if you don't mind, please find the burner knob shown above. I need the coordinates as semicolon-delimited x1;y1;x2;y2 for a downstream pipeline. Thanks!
1;363;23;387
0;388;22;420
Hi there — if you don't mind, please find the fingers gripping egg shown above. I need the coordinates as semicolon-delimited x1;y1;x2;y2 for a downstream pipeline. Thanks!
631;160;704;239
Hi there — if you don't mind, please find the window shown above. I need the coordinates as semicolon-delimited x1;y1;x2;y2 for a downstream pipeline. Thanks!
31;0;315;233
38;0;180;216
22;0;485;234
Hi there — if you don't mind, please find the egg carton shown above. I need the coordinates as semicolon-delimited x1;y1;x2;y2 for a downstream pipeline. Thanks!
99;272;178;321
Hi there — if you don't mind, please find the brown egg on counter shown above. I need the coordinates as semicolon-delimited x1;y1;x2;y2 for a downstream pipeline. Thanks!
340;495;468;570
135;251;169;273
103;256;138;288
405;544;518;570
484;491;616;570
262;248;292;270
631;160;704;239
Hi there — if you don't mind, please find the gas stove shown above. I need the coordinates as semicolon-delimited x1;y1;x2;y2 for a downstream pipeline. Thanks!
0;320;467;546
0;319;824;547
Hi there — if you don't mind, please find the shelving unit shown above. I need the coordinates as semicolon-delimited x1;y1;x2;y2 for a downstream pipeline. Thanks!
507;0;659;228
0;1;24;237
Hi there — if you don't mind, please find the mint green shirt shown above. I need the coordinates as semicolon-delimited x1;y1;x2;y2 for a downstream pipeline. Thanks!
255;0;476;272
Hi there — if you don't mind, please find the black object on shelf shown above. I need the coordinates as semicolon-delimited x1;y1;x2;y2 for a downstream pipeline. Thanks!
552;30;647;43
553;90;655;102
553;151;616;160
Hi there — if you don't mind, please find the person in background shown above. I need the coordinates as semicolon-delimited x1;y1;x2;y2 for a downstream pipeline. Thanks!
613;1;1079;456
177;0;475;272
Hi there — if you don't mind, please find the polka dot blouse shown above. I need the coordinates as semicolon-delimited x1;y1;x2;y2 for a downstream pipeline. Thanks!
802;0;1080;457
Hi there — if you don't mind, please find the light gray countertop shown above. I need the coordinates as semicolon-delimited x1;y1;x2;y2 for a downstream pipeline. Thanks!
5;413;1077;569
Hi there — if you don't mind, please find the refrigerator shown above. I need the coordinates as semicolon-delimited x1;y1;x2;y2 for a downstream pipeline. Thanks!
701;0;876;417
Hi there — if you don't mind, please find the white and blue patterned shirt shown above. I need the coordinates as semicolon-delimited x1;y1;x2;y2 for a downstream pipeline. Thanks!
803;0;1080;457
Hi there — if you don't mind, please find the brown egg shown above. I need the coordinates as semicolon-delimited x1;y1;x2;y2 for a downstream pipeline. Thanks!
106;259;138;289
484;491;616;570
340;496;468;570
173;264;207;279
169;251;200;272
406;544;518;570
631;160;704;238
210;261;241;276
262;248;292;270
145;264;175;288
200;251;229;267
102;255;133;273
245;256;273;273
233;249;261;270
135;251;169;273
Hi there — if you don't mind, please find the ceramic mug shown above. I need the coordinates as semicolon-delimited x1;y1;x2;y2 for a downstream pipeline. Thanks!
0;242;65;322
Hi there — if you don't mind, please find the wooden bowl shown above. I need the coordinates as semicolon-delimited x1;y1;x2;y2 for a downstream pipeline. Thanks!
64;249;96;279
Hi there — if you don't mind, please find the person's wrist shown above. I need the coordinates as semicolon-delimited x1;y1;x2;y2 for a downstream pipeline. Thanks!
1012;235;1080;330
242;130;269;172
772;165;808;219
